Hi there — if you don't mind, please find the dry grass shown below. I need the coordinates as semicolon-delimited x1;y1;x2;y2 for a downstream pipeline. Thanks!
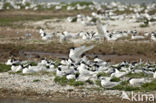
0;10;92;27
0;41;155;63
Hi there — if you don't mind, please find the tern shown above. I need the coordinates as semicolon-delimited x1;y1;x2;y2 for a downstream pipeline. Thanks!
129;78;146;86
100;77;120;88
96;20;107;35
11;64;23;72
69;45;94;63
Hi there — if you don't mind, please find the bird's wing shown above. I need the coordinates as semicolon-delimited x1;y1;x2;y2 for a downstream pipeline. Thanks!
75;45;94;58
74;45;86;53
96;20;107;35
102;24;107;33
96;20;103;35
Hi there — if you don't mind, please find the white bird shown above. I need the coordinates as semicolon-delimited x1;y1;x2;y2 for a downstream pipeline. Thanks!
42;33;53;40
69;45;94;63
22;67;35;74
66;74;76;80
25;33;32;38
111;69;130;78
131;35;145;40
94;56;103;62
5;59;14;65
77;62;98;81
39;59;48;66
56;67;66;77
39;28;45;36
153;72;156;79
129;78;146;86
11;64;23;72
96;20;107;35
101;77;120;88
39;29;52;40
151;33;156;41
5;58;20;65
81;54;90;65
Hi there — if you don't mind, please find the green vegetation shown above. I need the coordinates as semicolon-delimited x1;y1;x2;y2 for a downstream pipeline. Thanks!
3;2;13;9
112;81;140;91
141;80;156;92
28;61;37;66
114;9;134;15
97;72;110;77
112;79;156;91
20;71;55;76
148;9;156;15
33;79;40;82
113;84;140;91
0;63;11;72
0;15;52;27
86;80;94;85
69;1;93;6
54;76;84;86
126;72;150;78
110;77;120;82
112;80;156;92
95;80;101;87
150;18;156;22
140;24;148;28
9;70;22;74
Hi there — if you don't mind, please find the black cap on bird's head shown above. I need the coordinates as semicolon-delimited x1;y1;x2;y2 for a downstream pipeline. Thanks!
76;62;81;66
58;67;61;71
128;77;133;81
61;58;66;60
70;47;75;50
29;64;33;66
94;61;98;64
46;65;50;69
81;61;86;64
40;28;44;30
20;64;24;68
12;63;16;66
70;63;75;66
41;58;45;60
75;73;79;78
94;64;99;68
81;53;86;57
94;55;98;59
74;67;77;71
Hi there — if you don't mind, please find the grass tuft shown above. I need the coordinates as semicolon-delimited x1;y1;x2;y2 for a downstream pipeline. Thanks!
54;76;84;86
0;63;11;72
33;79;40;82
95;80;101;87
110;77;120;82
86;80;94;85
97;72;110;78
141;80;156;92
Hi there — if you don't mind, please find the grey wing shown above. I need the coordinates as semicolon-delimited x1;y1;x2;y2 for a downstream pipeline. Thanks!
96;20;104;35
102;24;107;33
74;46;86;53
96;20;107;35
75;45;94;58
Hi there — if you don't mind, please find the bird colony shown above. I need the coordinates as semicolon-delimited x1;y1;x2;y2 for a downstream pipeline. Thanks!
5;45;156;89
39;21;156;42
1;1;156;42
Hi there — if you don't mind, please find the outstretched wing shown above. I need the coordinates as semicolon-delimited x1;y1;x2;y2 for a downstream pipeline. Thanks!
96;20;107;35
75;45;94;58
74;46;86;53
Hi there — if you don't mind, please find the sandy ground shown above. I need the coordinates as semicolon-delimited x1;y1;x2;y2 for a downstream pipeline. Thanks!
0;10;156;103
0;72;155;103
25;18;156;33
